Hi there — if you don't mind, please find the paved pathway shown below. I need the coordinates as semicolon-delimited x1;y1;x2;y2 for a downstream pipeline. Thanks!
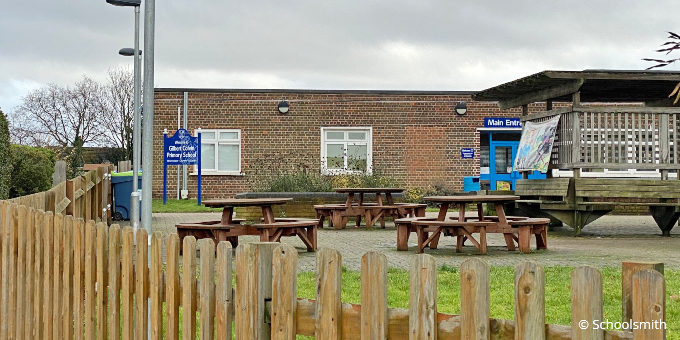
118;212;680;271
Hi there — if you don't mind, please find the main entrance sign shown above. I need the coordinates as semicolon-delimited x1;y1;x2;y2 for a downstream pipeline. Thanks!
163;128;202;204
483;117;521;128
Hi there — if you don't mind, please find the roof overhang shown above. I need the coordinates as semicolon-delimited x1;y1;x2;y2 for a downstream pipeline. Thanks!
473;69;680;109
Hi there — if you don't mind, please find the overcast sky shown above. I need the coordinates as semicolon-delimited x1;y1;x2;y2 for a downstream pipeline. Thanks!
1;0;678;112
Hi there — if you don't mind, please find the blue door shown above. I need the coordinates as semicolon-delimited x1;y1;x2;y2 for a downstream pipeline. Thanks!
489;141;519;190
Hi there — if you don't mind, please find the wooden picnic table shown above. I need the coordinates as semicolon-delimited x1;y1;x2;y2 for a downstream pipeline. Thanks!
423;195;520;251
327;188;424;228
335;187;403;206
203;198;292;224
177;197;318;251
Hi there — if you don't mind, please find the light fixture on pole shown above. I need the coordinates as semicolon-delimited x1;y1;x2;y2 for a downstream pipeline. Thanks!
107;0;142;231
455;101;467;115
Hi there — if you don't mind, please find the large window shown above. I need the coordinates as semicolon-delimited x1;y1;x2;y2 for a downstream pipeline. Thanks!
321;127;372;174
195;129;241;175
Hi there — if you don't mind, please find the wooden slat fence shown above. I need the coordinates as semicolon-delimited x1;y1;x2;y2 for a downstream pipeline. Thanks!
0;200;668;339
3;165;112;223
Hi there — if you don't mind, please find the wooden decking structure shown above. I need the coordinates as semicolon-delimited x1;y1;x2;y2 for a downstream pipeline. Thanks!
474;70;680;234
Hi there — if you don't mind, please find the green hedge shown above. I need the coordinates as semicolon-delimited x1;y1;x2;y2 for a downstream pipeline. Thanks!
9;145;56;198
0;111;10;199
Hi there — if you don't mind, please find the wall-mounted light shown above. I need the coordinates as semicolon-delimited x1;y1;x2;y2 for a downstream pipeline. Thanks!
277;100;290;114
455;101;467;115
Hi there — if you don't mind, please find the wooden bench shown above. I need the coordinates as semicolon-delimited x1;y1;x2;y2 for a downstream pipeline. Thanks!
574;178;680;236
176;219;245;248
508;218;549;254
410;220;495;254
315;203;426;229
251;219;319;251
395;217;438;251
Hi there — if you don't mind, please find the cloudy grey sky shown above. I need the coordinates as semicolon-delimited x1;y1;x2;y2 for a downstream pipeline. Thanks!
1;0;678;111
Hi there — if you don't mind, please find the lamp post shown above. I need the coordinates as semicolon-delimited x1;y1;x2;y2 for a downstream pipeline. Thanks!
106;0;142;231
141;0;155;235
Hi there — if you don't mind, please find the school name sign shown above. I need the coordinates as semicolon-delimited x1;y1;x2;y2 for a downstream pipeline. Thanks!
163;128;202;204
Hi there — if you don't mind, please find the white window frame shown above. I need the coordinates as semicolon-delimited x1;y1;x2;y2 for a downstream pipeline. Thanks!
320;127;373;175
192;129;242;176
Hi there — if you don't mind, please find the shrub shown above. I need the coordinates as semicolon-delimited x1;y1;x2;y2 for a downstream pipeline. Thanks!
0;110;10;199
330;173;401;189
9;145;56;198
255;172;333;192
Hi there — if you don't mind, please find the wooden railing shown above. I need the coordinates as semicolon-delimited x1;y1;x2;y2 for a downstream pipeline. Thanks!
524;107;680;173
4;165;112;223
0;201;668;339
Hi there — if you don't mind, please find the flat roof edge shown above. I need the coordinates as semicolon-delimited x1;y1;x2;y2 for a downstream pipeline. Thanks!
154;88;477;95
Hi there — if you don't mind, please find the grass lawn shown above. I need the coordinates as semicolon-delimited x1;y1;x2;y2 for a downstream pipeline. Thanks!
295;266;680;339
152;199;222;213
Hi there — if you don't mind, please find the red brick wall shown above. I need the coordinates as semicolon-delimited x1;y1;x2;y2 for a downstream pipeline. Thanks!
152;90;541;199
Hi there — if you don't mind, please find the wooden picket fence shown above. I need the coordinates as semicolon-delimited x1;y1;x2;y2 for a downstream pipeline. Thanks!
5;165;112;224
0;199;668;340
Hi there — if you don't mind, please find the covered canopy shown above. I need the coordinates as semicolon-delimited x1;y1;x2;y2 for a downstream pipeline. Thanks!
473;69;680;109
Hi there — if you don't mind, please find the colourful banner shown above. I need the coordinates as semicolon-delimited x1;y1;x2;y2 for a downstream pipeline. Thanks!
513;115;560;173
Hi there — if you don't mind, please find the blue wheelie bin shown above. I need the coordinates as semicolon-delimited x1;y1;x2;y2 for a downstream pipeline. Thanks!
111;171;142;220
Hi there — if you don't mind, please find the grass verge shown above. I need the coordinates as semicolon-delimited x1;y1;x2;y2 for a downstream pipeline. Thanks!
152;199;222;213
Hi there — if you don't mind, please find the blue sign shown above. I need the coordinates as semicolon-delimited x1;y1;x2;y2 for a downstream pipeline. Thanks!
461;148;475;159
164;128;199;165
484;117;522;128
163;129;202;205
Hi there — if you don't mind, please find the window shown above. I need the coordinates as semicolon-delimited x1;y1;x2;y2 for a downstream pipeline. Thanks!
194;129;241;175
321;127;372;174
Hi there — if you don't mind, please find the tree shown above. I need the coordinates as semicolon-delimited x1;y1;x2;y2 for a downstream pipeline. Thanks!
644;31;680;104
9;145;55;198
101;67;136;161
12;76;107;148
0;108;11;199
10;67;137;160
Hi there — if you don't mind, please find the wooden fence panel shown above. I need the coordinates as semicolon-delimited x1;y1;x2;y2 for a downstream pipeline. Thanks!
461;258;490;340
571;266;603;340
215;241;233;340
515;261;545;340
16;205;27;340
96;222;108;340
165;234;180;340
182;236;197;339
24;207;36;340
632;269;665;340
0;201;8;340
409;254;437;340
62;215;74;340
32;209;44;339
622;261;664;329
199;239;216;340
52;213;64;340
361;251;388;340
74;218;85;340
271;244;297;340
235;242;277;340
107;225;121;340
150;232;163;340
135;228;149;340
84;220;97;340
315;247;343;340
42;211;54;340
121;227;134;340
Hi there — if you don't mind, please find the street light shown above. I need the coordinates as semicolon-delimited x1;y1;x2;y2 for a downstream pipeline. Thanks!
119;48;142;56
107;0;142;232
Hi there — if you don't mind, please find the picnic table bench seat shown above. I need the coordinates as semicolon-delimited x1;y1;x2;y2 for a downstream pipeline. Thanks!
410;219;495;254
314;203;426;229
251;219;319;251
508;218;549;254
